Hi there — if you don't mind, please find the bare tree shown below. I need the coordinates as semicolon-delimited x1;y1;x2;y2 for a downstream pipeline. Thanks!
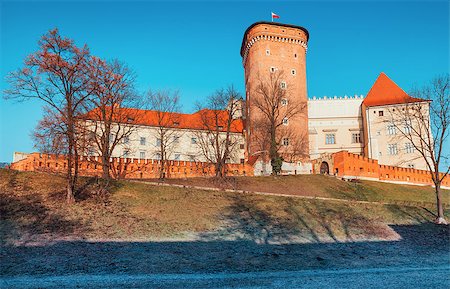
147;90;182;179
82;57;140;179
4;28;92;203
251;70;307;175
389;74;449;224
195;86;243;178
33;106;68;155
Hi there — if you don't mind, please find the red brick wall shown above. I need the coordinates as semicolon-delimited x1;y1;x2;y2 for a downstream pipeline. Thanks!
10;153;254;179
242;23;309;161
332;151;450;187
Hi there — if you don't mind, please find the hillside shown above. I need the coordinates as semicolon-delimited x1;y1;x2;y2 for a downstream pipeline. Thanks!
0;169;448;246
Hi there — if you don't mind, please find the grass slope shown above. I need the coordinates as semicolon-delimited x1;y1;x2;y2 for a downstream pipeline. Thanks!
1;169;448;245
158;174;449;205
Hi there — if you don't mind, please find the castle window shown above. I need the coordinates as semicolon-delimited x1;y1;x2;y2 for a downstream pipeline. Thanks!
282;138;289;146
174;153;181;160
280;81;287;89
240;144;245;149
155;153;161;160
191;137;197;144
405;142;414;153
281;98;288;106
387;124;396;135
123;150;130;158
139;151;146;159
173;136;180;143
388;144;398;155
266;49;270;55
325;134;336;145
140;137;146;146
404;120;412;134
379;110;384;116
156;138;161;146
123;136;129;144
352;133;361;143
291;69;296;75
282;117;289;125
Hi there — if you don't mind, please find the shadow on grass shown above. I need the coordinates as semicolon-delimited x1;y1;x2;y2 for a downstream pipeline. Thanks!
0;192;85;246
199;194;403;244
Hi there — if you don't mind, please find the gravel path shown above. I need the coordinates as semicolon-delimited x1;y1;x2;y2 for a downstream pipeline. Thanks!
2;265;449;288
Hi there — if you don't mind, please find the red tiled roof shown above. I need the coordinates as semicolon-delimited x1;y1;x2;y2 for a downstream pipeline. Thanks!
82;107;244;133
363;72;427;107
247;155;260;166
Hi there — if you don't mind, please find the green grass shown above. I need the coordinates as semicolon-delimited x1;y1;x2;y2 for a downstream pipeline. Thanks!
1;169;448;245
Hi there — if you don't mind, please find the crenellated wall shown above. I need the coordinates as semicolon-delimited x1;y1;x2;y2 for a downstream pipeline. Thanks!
10;152;253;179
330;151;450;187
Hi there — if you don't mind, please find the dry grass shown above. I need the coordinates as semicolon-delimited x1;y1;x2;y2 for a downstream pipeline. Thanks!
0;169;448;245
156;174;449;205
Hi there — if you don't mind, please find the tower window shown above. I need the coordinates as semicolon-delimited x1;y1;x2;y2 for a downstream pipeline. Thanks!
280;81;287;89
294;53;297;58
266;49;270;55
282;138;289;146
282;117;289;125
291;69;296;75
270;66;276;73
379;110;384;116
281;98;288;106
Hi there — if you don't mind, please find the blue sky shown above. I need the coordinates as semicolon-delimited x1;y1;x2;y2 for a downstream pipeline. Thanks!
0;0;449;163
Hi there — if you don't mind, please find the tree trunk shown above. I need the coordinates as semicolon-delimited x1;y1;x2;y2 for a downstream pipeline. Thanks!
435;182;448;224
66;177;75;204
102;154;110;179
216;161;223;178
270;124;278;175
66;140;75;204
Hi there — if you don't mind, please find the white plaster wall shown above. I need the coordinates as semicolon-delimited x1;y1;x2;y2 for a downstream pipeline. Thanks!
365;103;429;170
253;160;312;176
308;96;364;159
85;122;246;164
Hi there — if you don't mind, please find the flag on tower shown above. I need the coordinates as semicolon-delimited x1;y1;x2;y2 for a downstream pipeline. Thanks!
271;12;280;22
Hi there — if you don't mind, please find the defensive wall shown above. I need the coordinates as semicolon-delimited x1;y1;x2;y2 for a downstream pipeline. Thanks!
329;151;450;188
10;152;253;179
9;151;449;188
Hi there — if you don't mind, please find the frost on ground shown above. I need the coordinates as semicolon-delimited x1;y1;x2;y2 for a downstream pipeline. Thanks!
1;223;449;279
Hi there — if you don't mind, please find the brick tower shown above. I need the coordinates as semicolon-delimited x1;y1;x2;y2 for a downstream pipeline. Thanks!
240;22;310;162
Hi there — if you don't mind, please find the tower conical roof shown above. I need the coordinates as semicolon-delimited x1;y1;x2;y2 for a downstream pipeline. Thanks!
363;73;426;107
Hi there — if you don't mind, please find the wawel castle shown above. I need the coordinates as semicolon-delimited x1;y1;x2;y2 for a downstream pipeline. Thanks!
13;22;447;187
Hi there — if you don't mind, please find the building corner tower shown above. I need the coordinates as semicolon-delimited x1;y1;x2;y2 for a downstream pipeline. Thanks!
240;21;310;163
